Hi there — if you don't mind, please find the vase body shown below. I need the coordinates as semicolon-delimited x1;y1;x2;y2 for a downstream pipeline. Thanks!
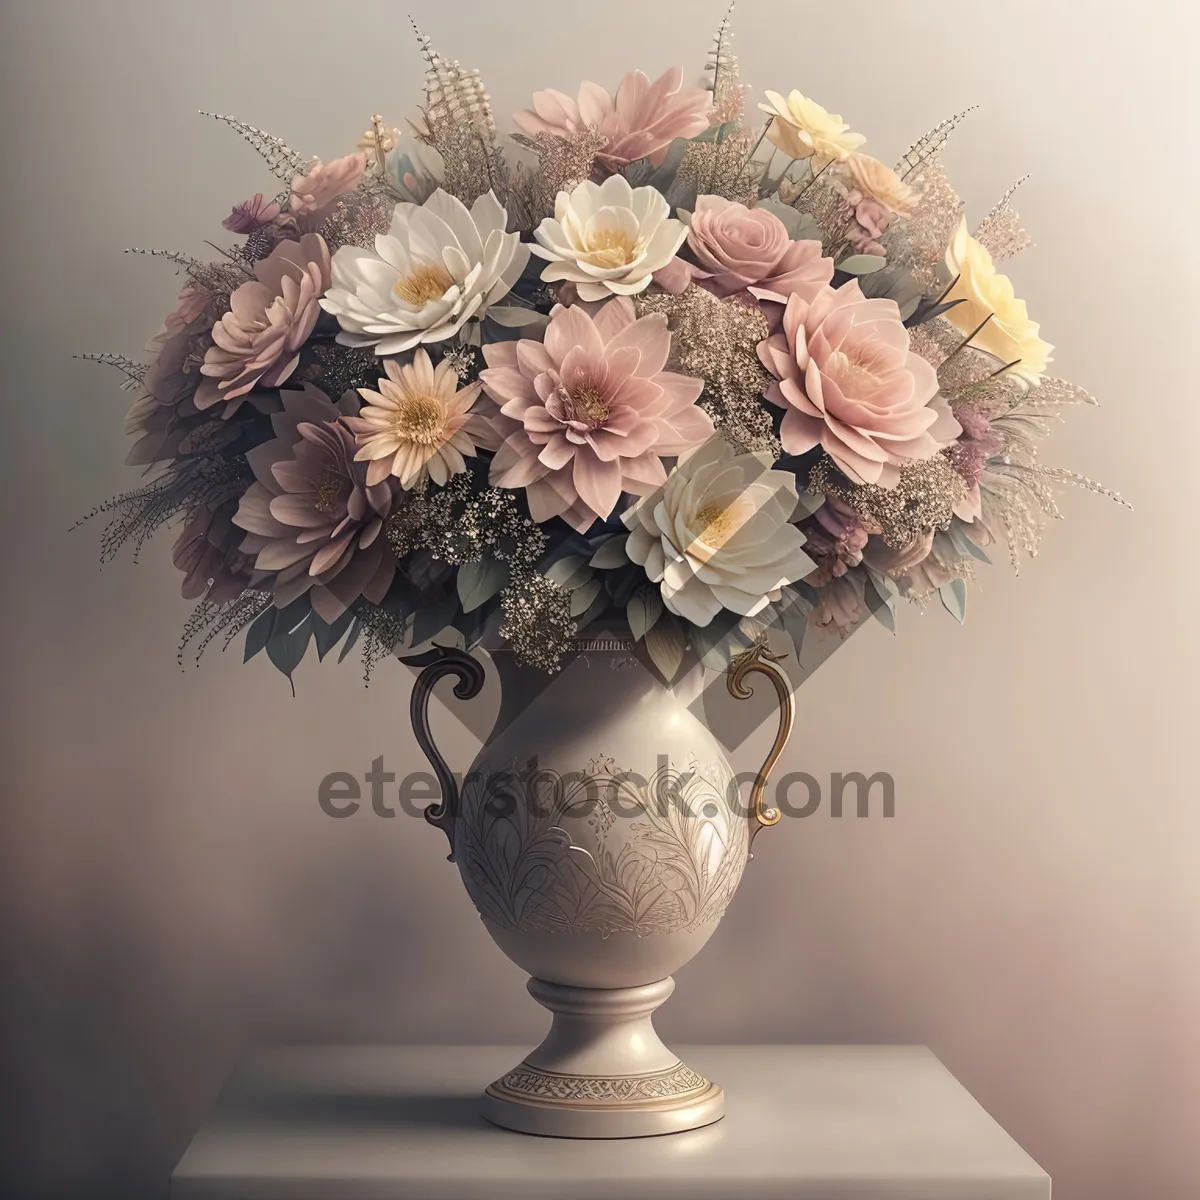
414;638;758;1137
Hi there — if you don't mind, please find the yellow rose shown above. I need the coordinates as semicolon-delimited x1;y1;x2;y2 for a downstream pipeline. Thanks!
942;216;1052;386
835;153;918;215
758;90;866;162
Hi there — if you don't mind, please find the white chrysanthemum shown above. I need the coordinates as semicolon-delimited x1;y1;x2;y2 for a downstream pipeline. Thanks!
531;175;687;302
622;439;815;627
319;189;529;356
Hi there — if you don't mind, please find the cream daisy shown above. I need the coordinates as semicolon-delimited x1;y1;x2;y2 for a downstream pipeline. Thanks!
346;350;485;488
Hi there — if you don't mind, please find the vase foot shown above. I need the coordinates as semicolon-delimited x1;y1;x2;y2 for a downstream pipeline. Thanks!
479;976;724;1138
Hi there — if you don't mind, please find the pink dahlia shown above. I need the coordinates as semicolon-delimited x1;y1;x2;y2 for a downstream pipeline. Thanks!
233;385;399;621
685;195;834;299
479;297;713;531
198;233;331;416
514;67;712;173
755;281;961;487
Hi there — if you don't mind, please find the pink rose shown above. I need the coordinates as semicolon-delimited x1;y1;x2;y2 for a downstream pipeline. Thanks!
755;280;961;487
289;153;367;223
686;195;834;299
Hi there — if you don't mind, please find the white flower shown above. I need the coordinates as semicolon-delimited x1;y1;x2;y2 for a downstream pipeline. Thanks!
319;189;529;356
531;175;687;302
622;439;815;627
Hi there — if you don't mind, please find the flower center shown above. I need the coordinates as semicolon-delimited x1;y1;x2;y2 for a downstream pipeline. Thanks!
391;393;446;446
314;468;349;514
826;348;880;390
393;262;454;307
583;228;637;270
569;382;610;425
694;502;736;543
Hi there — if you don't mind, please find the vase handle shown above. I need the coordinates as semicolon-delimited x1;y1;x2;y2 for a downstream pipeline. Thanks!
726;642;795;849
407;645;486;863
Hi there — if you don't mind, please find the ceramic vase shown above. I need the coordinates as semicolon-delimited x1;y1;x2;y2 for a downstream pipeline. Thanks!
410;635;793;1138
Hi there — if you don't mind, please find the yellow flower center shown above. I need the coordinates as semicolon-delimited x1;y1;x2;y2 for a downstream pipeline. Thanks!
391;393;446;446
694;502;737;543
583;228;637;270
314;469;348;514
393;262;454;307
570;382;610;425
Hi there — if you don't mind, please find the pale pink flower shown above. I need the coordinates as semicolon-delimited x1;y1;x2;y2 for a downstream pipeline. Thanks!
685;195;834;299
514;67;712;173
479;297;713;532
289;153;367;220
755;281;961;487
197;233;331;416
222;192;282;234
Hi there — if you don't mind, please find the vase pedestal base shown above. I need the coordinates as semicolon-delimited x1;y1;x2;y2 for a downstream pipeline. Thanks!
480;976;724;1138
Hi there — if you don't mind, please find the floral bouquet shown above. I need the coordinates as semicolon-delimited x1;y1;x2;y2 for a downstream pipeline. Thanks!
83;9;1124;684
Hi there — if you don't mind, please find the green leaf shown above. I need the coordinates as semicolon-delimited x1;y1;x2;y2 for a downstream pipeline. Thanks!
337;616;363;663
644;611;686;683
940;578;968;623
626;586;664;641
544;554;592;590
689;609;751;671
574;588;610;631
837;254;888;275
948;520;991;564
588;534;630;569
266;612;313;680
487;305;549;328
410;593;460;648
457;557;509;612
863;573;897;633
570;578;602;617
313;610;355;661
243;606;277;663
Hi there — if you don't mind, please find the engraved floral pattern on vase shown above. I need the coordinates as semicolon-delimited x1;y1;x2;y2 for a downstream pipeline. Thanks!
456;755;748;936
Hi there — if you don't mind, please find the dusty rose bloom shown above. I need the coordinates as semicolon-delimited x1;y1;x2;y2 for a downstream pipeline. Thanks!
233;385;399;622
172;502;253;605
197;233;331;416
480;297;712;531
685;195;834;299
222;192;282;234
289;153;367;221
515;67;712;173
810;575;864;638
845;197;893;257
755;280;961;487
803;494;869;586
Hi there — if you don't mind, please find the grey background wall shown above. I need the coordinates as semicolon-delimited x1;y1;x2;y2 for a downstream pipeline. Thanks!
1;1;1197;1197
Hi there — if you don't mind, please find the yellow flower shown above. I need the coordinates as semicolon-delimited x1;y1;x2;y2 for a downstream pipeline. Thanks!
835;153;918;215
758;90;866;161
942;216;1053;386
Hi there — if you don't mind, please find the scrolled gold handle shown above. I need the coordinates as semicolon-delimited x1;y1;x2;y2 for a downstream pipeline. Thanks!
727;642;795;849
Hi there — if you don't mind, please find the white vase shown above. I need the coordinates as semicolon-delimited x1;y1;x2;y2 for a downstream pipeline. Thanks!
409;636;793;1138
